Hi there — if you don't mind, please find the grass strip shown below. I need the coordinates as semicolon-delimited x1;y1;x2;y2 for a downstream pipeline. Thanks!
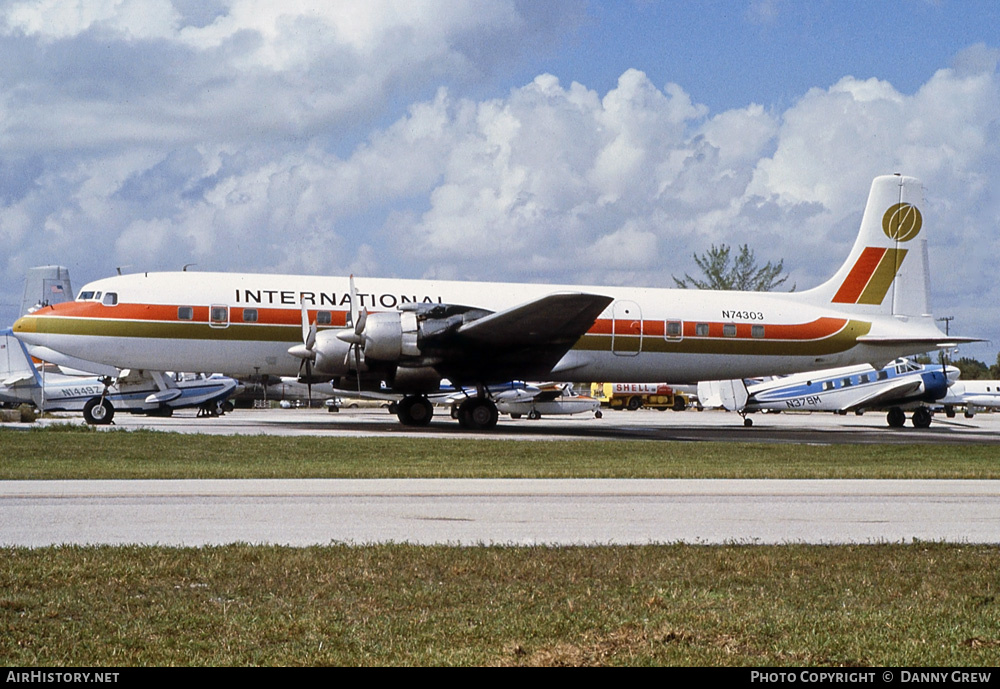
2;427;1000;480
2;543;998;666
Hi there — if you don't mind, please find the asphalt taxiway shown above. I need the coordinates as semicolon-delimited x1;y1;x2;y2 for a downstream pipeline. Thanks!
26;405;1000;444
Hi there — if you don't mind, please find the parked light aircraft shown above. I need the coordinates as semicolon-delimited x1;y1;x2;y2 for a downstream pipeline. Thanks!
329;380;600;419
439;382;601;420
1;328;238;423
13;175;975;430
939;379;1000;418
698;358;959;428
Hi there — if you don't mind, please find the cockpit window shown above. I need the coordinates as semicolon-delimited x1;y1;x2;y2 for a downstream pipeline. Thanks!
78;291;95;301
102;292;118;306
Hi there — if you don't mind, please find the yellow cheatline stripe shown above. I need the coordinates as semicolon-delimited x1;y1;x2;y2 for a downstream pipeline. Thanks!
20;316;301;342
858;249;906;305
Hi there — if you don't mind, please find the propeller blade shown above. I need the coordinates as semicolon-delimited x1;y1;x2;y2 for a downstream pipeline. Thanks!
355;308;367;337
300;300;310;345
348;275;359;329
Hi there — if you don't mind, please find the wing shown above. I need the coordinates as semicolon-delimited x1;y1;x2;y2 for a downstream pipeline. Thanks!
839;377;924;411
427;292;612;384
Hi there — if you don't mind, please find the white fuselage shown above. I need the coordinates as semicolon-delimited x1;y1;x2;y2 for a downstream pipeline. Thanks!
12;270;948;386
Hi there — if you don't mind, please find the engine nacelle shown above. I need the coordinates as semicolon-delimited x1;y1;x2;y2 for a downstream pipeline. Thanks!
391;366;441;393
363;311;420;361
311;329;354;375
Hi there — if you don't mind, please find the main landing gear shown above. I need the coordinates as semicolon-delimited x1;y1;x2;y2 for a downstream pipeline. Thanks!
395;390;501;431
395;395;434;426
83;396;115;425
455;396;499;430
886;406;932;428
83;376;116;425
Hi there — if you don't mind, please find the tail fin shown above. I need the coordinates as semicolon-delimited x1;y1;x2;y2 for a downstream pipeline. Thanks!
805;175;931;318
20;265;73;317
0;328;44;407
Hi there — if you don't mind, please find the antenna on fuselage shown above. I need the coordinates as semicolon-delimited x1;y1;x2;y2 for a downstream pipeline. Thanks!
182;264;197;272
116;265;131;275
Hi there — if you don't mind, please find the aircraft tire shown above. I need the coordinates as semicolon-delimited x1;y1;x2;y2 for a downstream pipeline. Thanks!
457;398;498;430
911;407;932;429
595;410;602;419
83;397;115;425
528;409;540;420
886;407;906;428
743;417;753;427
397;396;433;426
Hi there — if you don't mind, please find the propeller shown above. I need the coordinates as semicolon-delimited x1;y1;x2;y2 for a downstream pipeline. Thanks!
336;275;368;393
287;300;318;405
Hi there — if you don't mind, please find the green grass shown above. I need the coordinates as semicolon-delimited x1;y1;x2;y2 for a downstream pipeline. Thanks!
3;426;999;666
2;426;1000;479
2;543;998;666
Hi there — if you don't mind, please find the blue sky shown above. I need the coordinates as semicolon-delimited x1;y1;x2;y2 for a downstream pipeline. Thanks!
2;0;999;363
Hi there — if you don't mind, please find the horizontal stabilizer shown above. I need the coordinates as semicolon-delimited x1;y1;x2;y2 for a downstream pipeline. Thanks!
2;372;37;386
857;335;985;348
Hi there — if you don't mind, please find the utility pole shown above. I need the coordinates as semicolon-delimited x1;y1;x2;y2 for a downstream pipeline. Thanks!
936;316;955;364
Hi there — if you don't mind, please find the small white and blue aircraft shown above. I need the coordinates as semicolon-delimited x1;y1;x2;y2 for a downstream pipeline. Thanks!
1;328;239;424
698;358;959;428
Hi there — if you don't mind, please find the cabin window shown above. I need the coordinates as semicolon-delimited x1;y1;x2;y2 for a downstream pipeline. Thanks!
178;307;194;320
242;308;258;323
665;320;682;340
842;377;853;387
751;325;765;338
723;324;737;337
877;370;889;381
102;292;118;306
695;323;710;337
317;311;332;326
210;306;228;324
860;373;871;384
824;381;835;391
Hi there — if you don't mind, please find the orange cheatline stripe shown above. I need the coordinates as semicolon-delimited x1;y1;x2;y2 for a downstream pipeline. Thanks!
832;247;886;304
590;316;846;341
27;301;350;328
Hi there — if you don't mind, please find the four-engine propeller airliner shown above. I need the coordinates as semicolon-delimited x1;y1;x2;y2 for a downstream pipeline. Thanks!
13;175;974;430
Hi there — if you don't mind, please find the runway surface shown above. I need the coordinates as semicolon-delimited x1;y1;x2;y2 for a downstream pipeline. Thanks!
4;478;1000;547
5;408;999;547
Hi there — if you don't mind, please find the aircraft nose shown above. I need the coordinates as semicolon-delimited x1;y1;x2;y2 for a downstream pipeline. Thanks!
945;365;960;383
12;315;36;335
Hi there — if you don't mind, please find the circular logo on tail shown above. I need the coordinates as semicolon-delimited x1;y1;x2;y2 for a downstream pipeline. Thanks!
882;203;922;242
